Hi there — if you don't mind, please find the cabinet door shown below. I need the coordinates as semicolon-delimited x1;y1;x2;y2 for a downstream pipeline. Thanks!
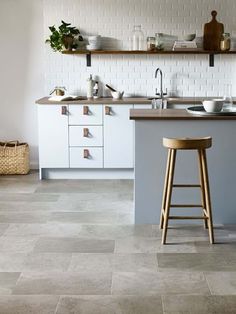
104;105;134;168
38;105;69;168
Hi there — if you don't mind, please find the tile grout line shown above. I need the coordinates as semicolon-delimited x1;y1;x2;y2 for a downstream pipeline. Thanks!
160;295;165;314
54;295;61;314
203;271;213;295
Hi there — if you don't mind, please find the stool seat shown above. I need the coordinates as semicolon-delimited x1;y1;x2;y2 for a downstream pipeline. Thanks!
163;137;212;150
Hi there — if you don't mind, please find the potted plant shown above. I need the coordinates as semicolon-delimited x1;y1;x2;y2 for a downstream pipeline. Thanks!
45;20;83;52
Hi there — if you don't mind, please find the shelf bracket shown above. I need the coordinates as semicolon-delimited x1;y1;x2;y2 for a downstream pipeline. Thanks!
209;54;214;67
86;53;91;67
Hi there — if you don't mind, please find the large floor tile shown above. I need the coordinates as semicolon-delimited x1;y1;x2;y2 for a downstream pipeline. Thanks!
0;193;59;202
0;295;59;314
0;272;21;295
49;211;118;224
115;237;160;253
0;236;38;253
22;253;71;272
205;272;236;295
76;224;160;240
34;237;115;253
56;295;163;314
157;253;231;271
112;271;210;295
0;253;26;271
69;253;158;273
0;252;71;272
13;272;112;295
0;224;9;236
195;239;236;253
162;295;236;314
0;212;49;223
4;223;84;237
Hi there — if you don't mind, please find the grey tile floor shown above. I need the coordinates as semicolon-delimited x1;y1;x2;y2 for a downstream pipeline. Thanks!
0;172;236;313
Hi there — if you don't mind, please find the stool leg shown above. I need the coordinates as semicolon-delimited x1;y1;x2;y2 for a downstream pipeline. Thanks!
160;149;172;229
162;149;176;244
198;150;208;229
200;149;214;244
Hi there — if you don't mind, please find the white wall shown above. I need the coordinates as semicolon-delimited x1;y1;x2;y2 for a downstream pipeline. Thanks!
44;0;236;97
0;0;44;168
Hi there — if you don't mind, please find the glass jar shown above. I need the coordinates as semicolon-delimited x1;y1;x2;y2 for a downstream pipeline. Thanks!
147;37;156;51
131;25;144;50
220;33;231;51
155;33;164;51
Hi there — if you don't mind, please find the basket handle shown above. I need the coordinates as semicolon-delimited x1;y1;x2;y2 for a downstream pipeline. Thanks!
3;141;19;155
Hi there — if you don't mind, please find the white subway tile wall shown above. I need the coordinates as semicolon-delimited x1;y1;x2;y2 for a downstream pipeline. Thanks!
44;0;236;97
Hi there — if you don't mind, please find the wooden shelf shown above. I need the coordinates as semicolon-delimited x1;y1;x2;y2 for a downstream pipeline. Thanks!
62;49;236;67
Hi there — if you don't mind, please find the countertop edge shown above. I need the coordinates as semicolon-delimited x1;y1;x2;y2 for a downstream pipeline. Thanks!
130;109;236;120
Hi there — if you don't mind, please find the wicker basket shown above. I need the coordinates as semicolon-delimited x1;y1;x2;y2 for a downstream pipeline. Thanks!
0;141;30;175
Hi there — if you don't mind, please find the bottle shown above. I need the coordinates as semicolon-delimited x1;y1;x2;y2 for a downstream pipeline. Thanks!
93;81;99;99
131;25;144;50
87;74;93;99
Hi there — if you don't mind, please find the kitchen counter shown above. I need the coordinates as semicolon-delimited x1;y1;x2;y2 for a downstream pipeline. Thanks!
132;109;236;225
36;96;236;105
130;108;236;120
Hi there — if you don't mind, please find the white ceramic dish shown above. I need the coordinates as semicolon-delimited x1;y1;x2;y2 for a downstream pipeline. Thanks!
202;99;224;113
111;91;124;99
183;33;196;41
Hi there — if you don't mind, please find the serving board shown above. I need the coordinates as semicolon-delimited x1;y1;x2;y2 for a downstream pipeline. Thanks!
187;106;236;116
203;11;224;51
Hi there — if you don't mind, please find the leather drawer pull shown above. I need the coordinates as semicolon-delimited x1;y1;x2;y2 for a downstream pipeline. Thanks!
61;106;67;115
83;106;89;115
83;149;90;159
105;106;111;115
83;128;89;137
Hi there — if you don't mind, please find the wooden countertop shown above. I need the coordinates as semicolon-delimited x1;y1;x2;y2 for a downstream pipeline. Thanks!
36;96;236;105
36;97;151;105
130;109;236;120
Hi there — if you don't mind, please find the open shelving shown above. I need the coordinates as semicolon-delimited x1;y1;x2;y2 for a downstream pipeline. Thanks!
62;49;236;67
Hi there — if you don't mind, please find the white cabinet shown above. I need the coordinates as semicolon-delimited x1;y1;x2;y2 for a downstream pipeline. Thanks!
104;105;134;168
69;105;103;125
38;105;69;168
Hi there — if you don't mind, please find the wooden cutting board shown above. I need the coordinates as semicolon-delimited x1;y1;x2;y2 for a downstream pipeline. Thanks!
203;11;224;51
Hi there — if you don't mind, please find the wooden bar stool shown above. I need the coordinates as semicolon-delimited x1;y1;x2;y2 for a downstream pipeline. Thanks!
160;137;214;244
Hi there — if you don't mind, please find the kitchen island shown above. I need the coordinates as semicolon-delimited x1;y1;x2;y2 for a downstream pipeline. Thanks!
130;108;236;225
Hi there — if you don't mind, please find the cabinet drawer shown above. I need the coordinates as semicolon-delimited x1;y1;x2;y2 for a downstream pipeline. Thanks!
69;126;103;147
69;105;103;125
70;147;103;168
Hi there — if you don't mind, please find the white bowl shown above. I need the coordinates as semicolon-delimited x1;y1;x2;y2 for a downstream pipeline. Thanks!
111;91;124;99
202;99;224;113
183;33;196;41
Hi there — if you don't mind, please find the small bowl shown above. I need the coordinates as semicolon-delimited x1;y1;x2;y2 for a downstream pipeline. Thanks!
183;33;196;41
111;91;124;99
202;99;224;113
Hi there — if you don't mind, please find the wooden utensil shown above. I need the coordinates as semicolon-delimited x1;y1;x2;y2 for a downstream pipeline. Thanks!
203;11;224;51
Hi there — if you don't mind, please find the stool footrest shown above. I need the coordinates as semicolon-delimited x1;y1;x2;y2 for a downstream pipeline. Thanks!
173;184;201;188
169;216;208;220
170;204;202;208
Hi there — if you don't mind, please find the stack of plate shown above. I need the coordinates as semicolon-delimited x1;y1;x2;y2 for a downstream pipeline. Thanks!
87;35;102;51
